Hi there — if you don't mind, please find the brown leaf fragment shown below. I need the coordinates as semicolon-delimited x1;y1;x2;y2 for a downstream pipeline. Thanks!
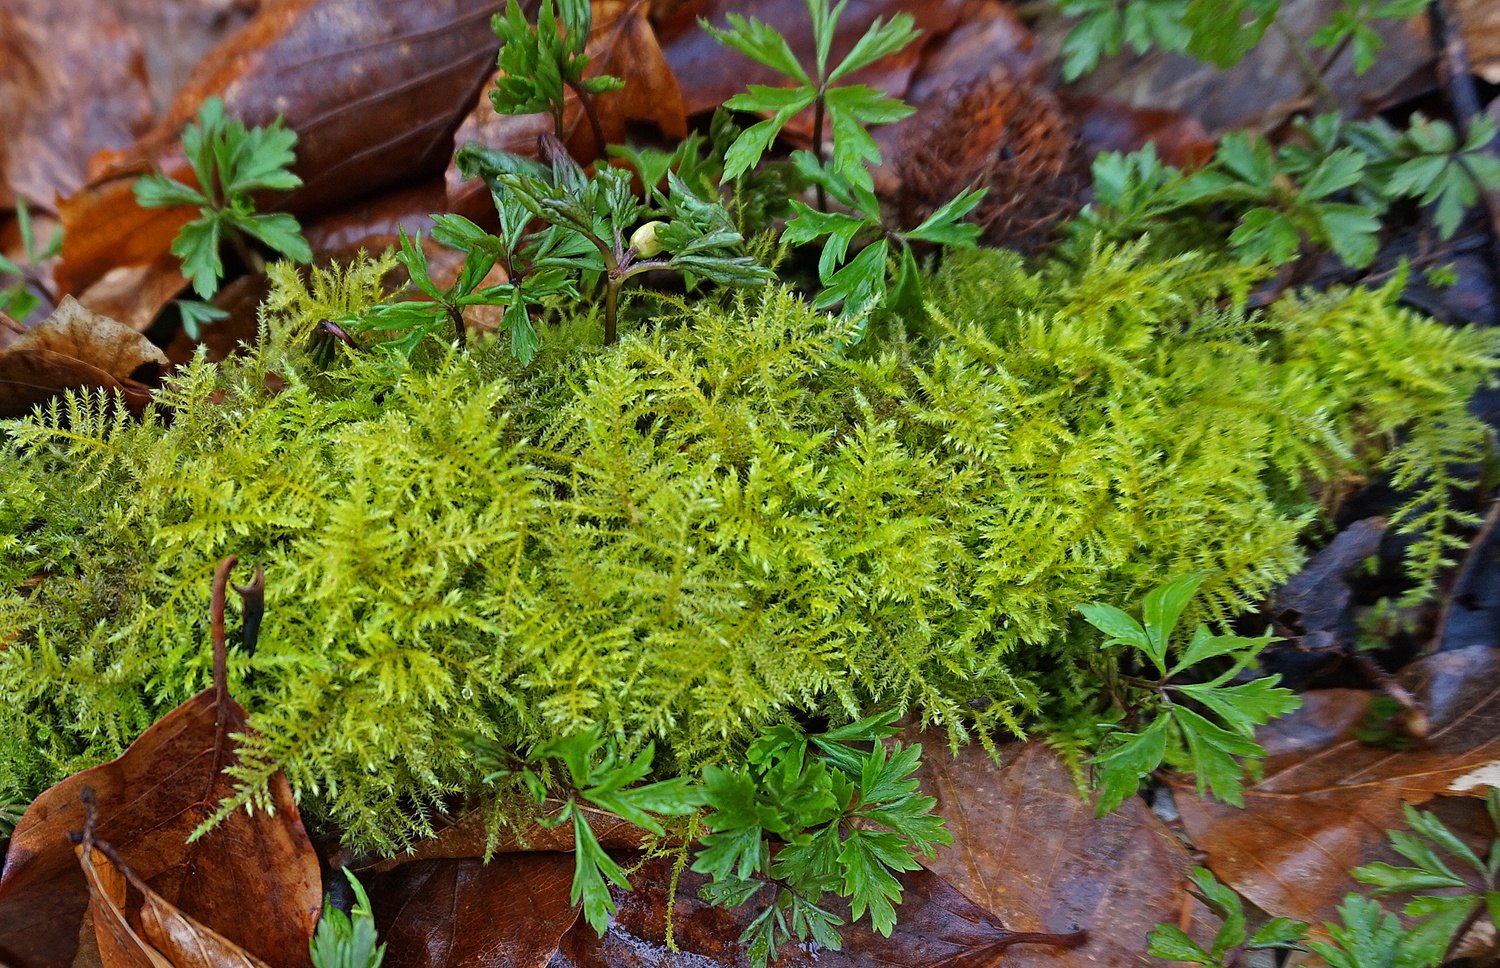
368;800;663;874
906;735;1209;968
0;296;166;418
370;854;583;968
75;845;172;968
1177;645;1500;929
550;852;1084;968
0;561;321;968
0;0;153;209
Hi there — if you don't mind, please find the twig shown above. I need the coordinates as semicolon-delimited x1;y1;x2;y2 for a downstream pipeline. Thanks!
1345;648;1431;740
1427;0;1500;284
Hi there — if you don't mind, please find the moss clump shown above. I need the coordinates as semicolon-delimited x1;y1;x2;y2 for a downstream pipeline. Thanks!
0;244;1493;851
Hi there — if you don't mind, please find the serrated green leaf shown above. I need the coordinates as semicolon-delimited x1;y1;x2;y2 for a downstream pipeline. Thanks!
1143;572;1211;658
234;212;311;263
1230;207;1302;266
1183;0;1278;68
1301;147;1366;200
838;827;917;936
701;13;811;85
1247;917;1309;949
1147;923;1214;963
1316;203;1381;266
133;174;210;210
828;13;920;82
572;809;629;935
903;187;986;246
1091;716;1170;815
172;216;224;298
1079;602;1152;655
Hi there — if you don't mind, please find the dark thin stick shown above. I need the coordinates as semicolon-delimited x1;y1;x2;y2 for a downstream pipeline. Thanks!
0;310;23;335
1427;0;1500;283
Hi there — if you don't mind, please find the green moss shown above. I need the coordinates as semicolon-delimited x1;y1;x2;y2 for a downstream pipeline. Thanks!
1;245;1493;851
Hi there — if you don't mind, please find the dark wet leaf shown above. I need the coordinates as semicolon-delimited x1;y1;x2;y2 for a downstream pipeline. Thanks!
1178;645;1500;928
0;0;152;210
370;854;583;968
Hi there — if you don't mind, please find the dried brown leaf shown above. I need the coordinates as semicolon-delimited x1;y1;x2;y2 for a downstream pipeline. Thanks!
58;0;502;299
0;0;152;210
0;296;166;418
370;854;583;968
906;735;1207;968
75;845;172;968
548;852;1085;968
1178;645;1500;928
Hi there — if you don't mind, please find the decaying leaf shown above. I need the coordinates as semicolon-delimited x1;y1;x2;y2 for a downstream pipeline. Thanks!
0;296;166;418
76;843;173;968
904;734;1207;968
548;852;1084;968
0;0;153;210
370;854;583;968
0;560;320;968
1178;645;1500;928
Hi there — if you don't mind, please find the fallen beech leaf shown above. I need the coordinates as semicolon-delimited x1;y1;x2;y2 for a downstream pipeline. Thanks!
0;560;320;968
0;0;152;209
368;799;662;874
904;735;1206;968
370;854;582;968
59;0;502;298
76;844;172;968
1064;95;1216;170
0;296;166;418
1178;645;1500;928
445;0;687;214
75;257;191;335
549;852;1084;968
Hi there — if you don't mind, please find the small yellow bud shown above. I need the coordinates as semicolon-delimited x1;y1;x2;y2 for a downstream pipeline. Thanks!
630;220;665;258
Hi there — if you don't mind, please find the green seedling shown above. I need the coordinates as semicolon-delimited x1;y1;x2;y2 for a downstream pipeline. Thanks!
0;198;62;323
489;0;623;153
134;96;311;338
1080;573;1300;814
309;870;386;968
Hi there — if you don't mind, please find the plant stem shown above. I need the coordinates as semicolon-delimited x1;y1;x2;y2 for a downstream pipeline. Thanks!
813;90;829;212
566;80;609;158
226;227;266;277
1273;17;1340;114
605;278;619;345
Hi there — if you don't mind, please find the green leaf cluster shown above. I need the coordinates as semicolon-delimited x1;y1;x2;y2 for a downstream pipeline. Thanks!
0;243;1494;851
309;871;386;968
489;0;623;137
1147;867;1308;965
1057;0;1428;79
133;96;311;336
1080;574;1300;812
702;0;919;192
1353;789;1500;964
1079;110;1500;270
0;198;61;322
693;709;949;964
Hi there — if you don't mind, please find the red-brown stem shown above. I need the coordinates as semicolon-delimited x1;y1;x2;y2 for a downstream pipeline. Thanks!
566;80;609;160
211;556;237;704
812;91;829;212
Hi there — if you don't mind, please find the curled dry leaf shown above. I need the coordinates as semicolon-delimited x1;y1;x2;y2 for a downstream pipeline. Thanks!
1177;645;1500;928
0;561;321;968
370;854;583;968
548;852;1085;968
58;0;503;300
0;0;152;209
76;844;173;968
0;296;166;418
902;734;1209;968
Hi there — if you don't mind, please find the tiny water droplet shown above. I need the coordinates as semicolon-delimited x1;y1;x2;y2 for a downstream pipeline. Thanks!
462;687;473;700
